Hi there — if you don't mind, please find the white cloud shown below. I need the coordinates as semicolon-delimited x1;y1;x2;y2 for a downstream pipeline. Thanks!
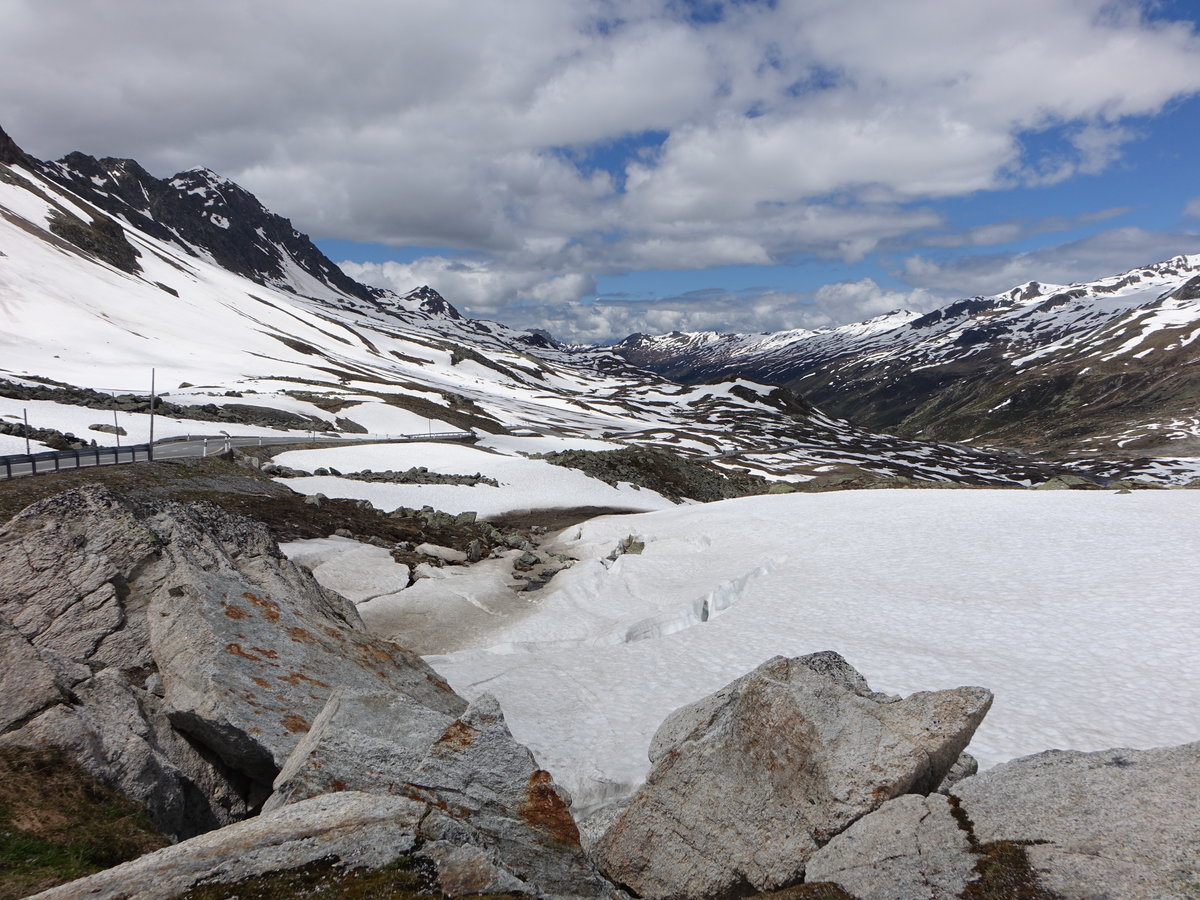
1184;197;1200;218
511;276;945;345
2;0;1199;329
901;227;1200;296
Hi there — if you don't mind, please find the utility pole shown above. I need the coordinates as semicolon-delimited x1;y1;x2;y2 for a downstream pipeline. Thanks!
148;368;156;460
22;408;30;456
112;391;121;447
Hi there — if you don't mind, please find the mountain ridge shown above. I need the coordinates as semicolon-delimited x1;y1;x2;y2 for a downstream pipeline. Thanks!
3;122;1197;487
614;256;1200;454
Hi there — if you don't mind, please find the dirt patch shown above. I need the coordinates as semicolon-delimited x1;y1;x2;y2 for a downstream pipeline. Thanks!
0;746;168;899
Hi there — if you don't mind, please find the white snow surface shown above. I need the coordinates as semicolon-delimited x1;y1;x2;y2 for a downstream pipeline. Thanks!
382;490;1200;816
272;442;675;518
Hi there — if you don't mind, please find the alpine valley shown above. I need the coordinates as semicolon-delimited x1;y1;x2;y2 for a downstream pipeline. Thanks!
2;123;1199;900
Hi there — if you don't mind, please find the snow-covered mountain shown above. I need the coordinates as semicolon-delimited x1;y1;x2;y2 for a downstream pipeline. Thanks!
616;259;1200;455
1;124;1193;486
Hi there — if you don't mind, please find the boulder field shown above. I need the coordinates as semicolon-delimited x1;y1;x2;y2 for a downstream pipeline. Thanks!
0;486;1194;899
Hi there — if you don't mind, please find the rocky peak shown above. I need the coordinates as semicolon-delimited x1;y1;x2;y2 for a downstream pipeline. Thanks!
402;285;464;319
0;123;34;167
23;141;376;303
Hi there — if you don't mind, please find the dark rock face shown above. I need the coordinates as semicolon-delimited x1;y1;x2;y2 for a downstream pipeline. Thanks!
32;151;377;302
0;123;34;167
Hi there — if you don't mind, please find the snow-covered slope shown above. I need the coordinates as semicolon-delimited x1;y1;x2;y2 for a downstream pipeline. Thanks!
1;123;1190;486
616;259;1200;454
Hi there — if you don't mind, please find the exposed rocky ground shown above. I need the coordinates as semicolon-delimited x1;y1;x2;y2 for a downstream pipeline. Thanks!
0;484;1195;899
534;447;770;502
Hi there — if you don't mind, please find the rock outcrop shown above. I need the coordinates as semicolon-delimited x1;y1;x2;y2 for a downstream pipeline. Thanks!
593;651;992;899
801;741;1200;900
0;487;252;838
3;486;623;898
953;742;1200;900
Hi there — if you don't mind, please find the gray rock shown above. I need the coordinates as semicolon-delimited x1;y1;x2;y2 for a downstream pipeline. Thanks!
0;615;68;732
954;742;1200;900
936;751;979;793
0;485;467;839
805;793;977;900
594;652;992;900
145;500;466;781
28;791;427;900
0;488;249;837
264;688;455;811
268;690;622;897
5;668;253;838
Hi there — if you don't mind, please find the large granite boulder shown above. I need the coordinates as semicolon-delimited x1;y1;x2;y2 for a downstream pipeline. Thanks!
593;652;992;899
954;742;1200;900
145;499;465;781
0;485;463;837
267;688;622;898
0;488;250;837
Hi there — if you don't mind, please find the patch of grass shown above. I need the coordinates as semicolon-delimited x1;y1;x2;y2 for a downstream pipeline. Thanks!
947;794;1063;900
0;746;168;899
960;841;1063;900
0;455;287;522
535;447;769;502
180;854;524;900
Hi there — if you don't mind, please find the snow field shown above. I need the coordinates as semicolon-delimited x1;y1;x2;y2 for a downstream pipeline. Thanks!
271;441;676;518
404;490;1200;816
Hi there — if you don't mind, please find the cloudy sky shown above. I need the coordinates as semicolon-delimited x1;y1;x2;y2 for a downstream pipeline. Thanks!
3;0;1200;342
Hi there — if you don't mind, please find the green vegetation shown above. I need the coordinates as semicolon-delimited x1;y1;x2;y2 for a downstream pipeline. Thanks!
0;746;168;899
535;446;770;502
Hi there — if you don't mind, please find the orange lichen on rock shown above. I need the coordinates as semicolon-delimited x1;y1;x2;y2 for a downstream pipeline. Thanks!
436;720;478;752
281;714;310;734
277;671;331;689
244;592;281;622
517;770;581;846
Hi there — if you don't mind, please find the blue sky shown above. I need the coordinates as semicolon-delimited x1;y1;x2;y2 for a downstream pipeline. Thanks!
3;0;1200;341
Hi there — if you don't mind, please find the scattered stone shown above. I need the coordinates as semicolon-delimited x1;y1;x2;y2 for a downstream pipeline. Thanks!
936;751;979;793
415;541;469;564
594;652;992;899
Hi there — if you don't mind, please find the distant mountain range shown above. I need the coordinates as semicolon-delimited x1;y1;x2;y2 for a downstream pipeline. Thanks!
1;122;1196;486
614;258;1200;455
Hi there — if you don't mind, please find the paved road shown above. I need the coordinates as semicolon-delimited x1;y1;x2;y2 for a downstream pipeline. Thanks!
0;431;473;480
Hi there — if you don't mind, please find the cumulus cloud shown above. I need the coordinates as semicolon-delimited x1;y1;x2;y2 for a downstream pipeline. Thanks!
921;207;1131;248
901;227;1200;296
2;0;1199;331
517;275;945;345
